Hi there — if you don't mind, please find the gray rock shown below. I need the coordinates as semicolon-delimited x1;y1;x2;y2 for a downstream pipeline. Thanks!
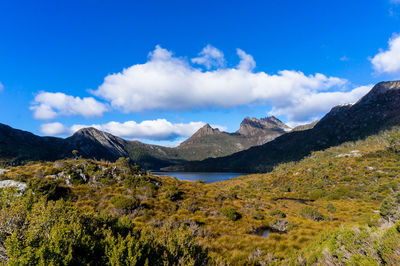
0;169;9;175
269;219;289;232
0;180;27;192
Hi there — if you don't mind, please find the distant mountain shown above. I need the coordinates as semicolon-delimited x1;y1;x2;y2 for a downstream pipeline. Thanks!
175;117;290;160
65;127;129;160
173;81;400;173
0;125;182;168
0;116;290;169
237;116;291;145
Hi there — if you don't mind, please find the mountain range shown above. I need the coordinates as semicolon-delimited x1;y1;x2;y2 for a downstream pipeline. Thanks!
0;115;290;169
171;80;400;172
2;80;399;172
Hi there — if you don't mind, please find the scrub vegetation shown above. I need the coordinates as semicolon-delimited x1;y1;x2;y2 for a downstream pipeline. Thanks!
2;127;400;264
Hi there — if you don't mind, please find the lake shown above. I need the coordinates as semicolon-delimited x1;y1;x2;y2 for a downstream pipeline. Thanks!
151;171;245;183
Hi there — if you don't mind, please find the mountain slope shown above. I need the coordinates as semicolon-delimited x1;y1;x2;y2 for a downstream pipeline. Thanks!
65;128;129;160
176;81;400;173
0;123;66;164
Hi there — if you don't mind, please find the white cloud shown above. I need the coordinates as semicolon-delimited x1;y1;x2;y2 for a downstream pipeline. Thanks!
0;82;3;91
30;92;108;120
371;34;400;74
40;119;226;141
40;122;70;136
269;85;373;126
93;45;356;125
236;48;256;71
191;44;225;69
71;119;208;140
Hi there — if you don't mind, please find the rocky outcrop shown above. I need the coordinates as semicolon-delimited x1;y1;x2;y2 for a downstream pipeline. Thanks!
0;180;27;192
269;219;290;233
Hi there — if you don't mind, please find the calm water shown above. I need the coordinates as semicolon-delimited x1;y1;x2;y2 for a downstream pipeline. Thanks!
151;171;245;183
256;229;270;238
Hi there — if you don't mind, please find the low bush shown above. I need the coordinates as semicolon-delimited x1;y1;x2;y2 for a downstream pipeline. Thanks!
219;207;241;221
269;209;286;218
299;206;325;221
326;203;336;213
27;177;70;200
110;195;140;212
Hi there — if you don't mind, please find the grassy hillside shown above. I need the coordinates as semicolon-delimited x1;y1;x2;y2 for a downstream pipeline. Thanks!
1;127;400;264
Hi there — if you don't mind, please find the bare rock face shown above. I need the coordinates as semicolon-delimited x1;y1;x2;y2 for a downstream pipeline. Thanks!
237;116;291;136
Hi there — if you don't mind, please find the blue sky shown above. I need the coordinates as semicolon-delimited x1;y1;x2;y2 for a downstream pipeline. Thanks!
1;0;400;146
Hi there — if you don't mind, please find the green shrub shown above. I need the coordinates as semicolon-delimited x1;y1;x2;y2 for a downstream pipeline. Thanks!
219;207;241;221
163;184;183;201
387;133;400;153
110;196;140;212
27;177;70;200
380;196;400;222
309;189;326;200
269;209;286;218
299;206;325;221
3;195;210;265
326;203;337;213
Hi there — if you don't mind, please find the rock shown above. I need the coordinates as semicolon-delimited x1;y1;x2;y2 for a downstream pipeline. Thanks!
335;151;361;158
0;180;27;192
0;169;9;175
269;218;290;233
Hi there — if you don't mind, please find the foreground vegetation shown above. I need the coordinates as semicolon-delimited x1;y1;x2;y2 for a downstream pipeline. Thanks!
2;127;400;264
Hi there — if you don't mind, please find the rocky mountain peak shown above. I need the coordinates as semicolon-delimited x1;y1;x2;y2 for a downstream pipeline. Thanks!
69;127;127;158
372;80;400;94
237;116;291;136
192;124;221;138
74;127;103;136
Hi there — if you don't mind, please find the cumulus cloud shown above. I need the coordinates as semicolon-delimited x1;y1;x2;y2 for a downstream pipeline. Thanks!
40;122;71;136
191;44;225;69
371;34;400;74
40;119;226;141
30;92;108;120
93;45;356;125
236;48;256;71
269;85;373;126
